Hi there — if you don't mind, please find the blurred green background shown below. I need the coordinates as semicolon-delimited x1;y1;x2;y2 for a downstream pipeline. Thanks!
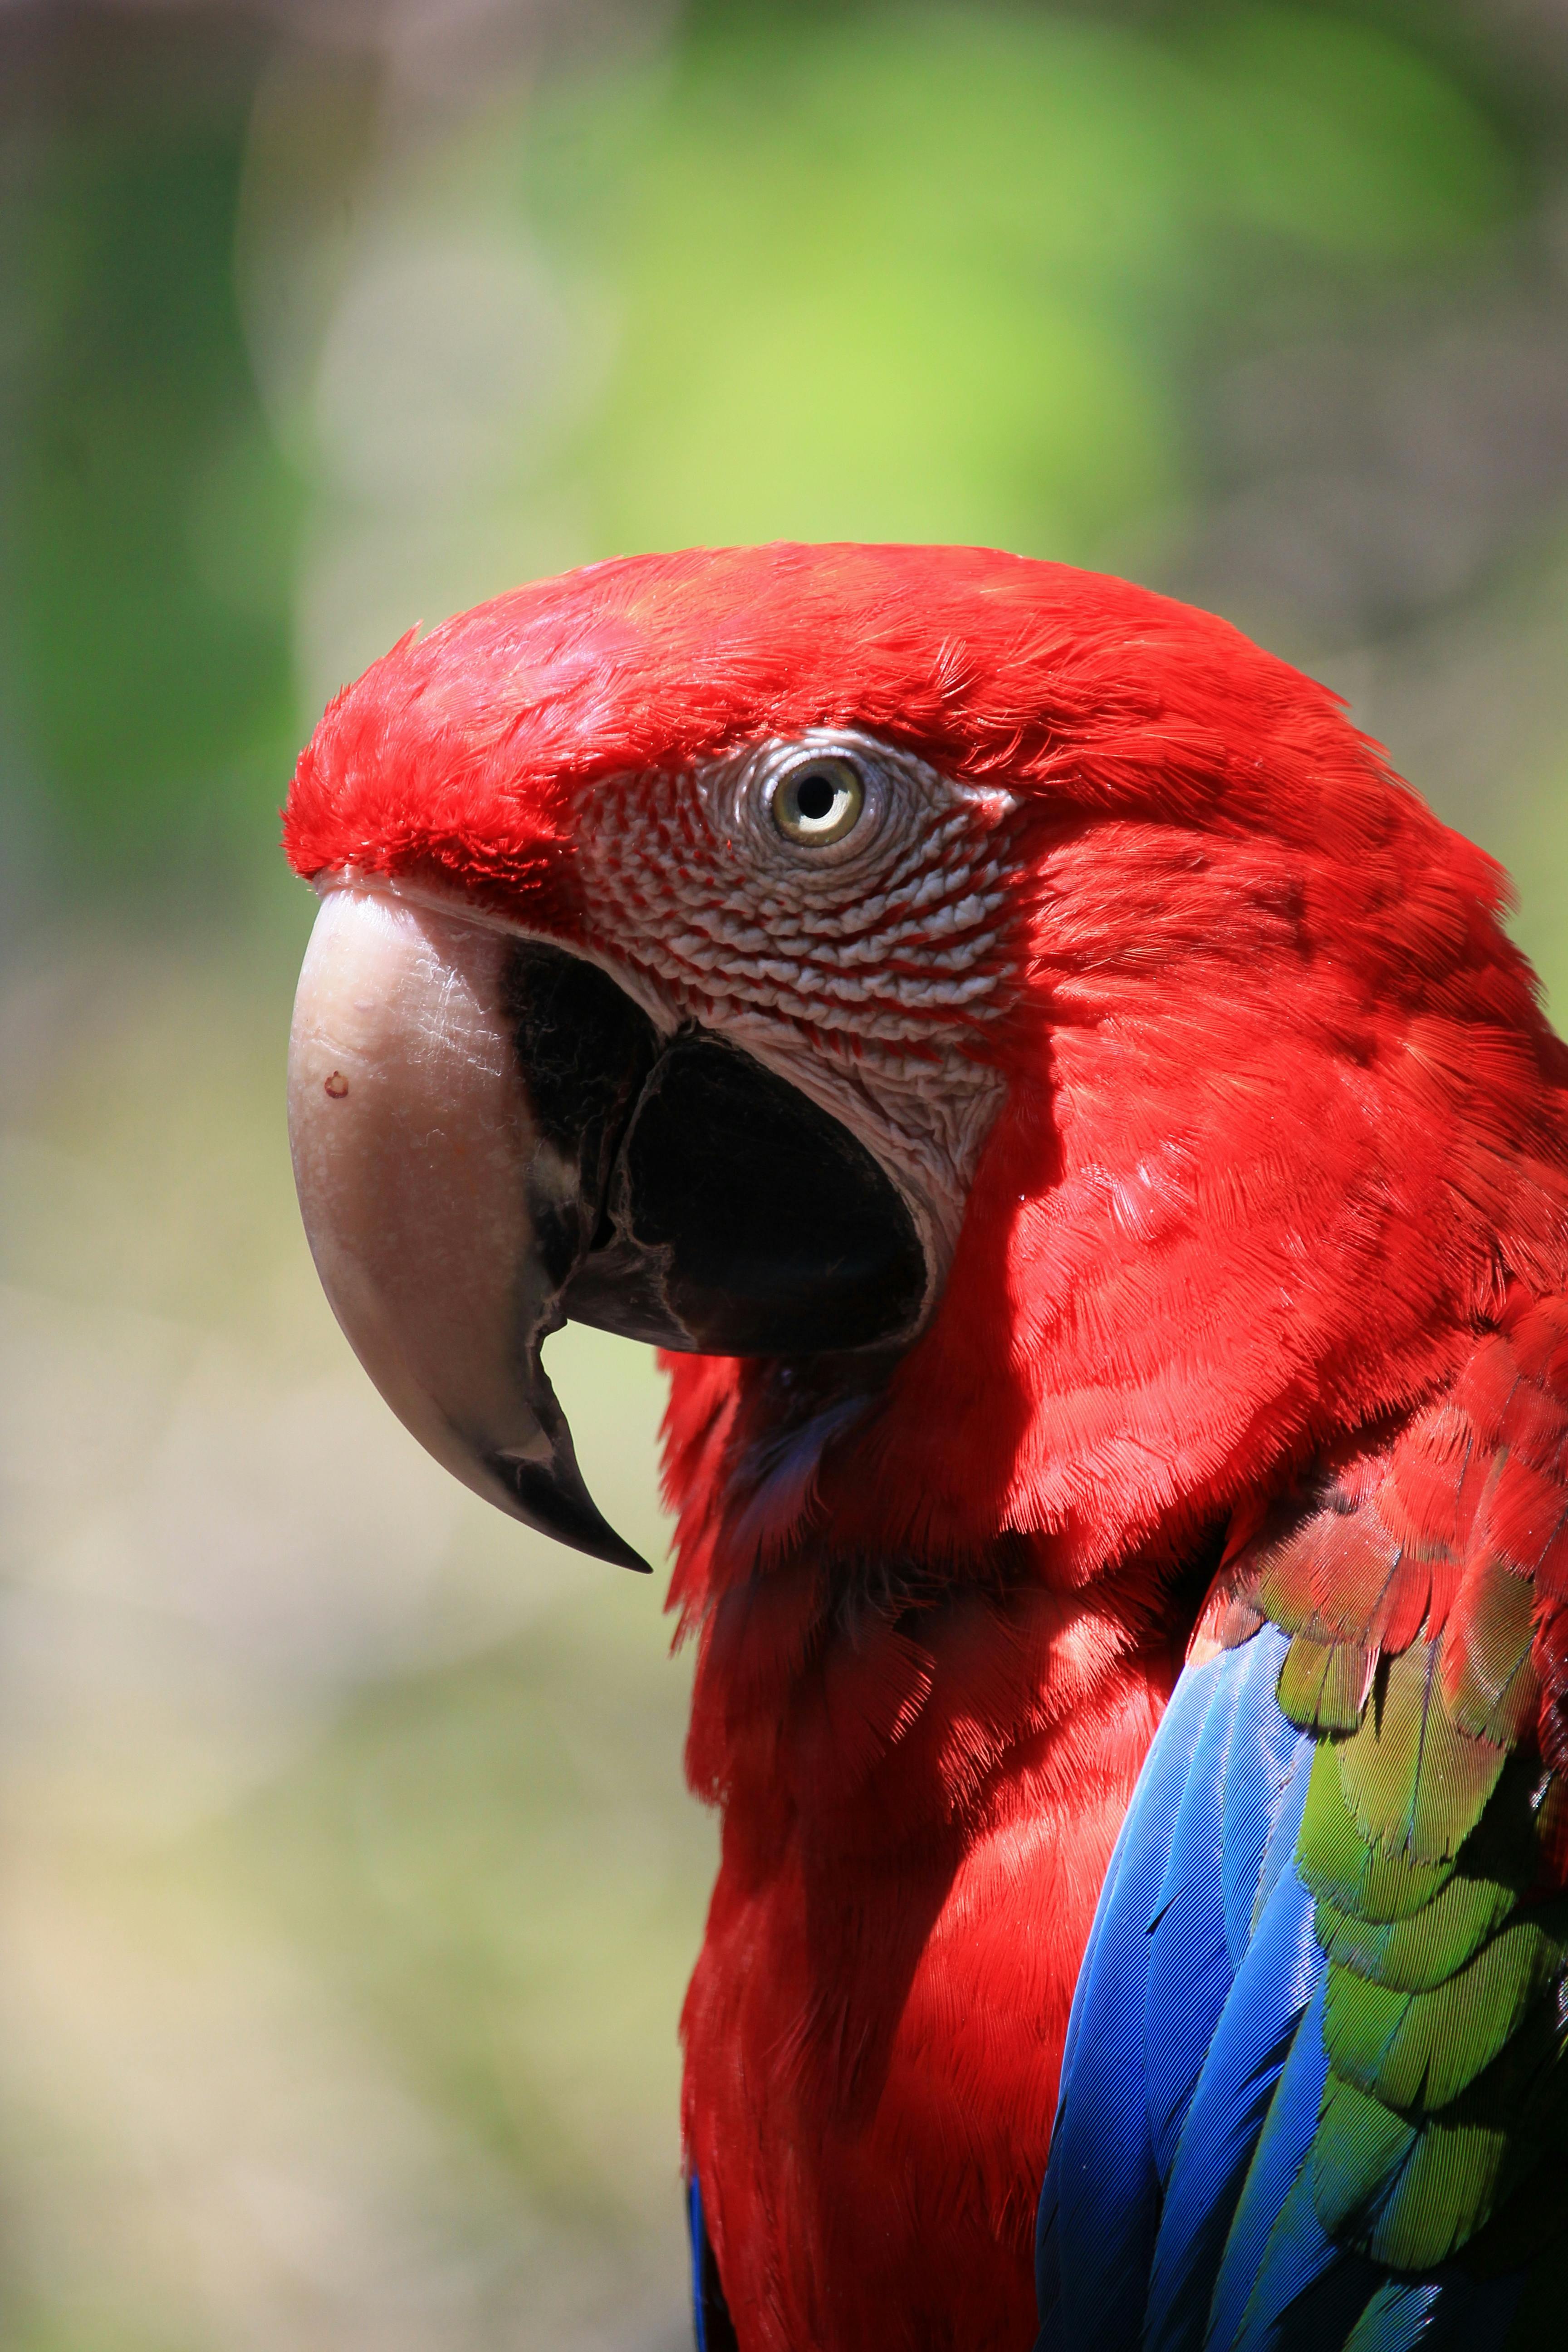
2;1;1567;2344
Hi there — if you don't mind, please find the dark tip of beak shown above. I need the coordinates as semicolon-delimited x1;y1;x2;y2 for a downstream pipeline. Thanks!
482;1353;652;1572
484;1447;652;1572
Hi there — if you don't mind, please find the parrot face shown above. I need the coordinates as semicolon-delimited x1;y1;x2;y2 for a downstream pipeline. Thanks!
288;606;1020;1567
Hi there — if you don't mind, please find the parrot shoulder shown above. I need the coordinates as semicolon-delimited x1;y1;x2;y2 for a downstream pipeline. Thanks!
1039;1286;1568;2351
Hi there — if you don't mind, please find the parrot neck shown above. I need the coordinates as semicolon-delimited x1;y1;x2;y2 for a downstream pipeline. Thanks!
681;1516;1202;1838
675;1515;1195;2351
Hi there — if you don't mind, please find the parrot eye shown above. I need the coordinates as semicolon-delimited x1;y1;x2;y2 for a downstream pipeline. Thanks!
769;755;865;848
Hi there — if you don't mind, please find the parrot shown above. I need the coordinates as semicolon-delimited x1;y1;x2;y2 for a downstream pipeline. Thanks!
281;542;1568;2352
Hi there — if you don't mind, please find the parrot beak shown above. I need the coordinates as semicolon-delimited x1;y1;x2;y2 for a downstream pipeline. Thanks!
288;880;928;1571
287;883;654;1571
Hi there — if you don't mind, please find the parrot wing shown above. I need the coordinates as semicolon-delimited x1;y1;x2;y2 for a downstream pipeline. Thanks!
1037;1289;1568;2352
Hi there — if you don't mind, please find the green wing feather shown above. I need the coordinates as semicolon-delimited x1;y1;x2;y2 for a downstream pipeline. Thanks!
1205;1289;1568;2295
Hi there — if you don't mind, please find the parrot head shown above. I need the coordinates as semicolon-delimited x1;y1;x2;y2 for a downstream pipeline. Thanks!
284;544;1568;1599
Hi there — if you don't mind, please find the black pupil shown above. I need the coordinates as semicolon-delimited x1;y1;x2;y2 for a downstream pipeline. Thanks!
794;770;839;823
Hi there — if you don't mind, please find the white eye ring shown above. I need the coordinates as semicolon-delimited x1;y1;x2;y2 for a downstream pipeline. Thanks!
769;755;865;848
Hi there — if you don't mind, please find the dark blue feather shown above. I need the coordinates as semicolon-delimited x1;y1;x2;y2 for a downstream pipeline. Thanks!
1199;1970;1333;2347
1144;1737;1318;2352
1032;2163;1061;2352
688;2175;737;2352
1220;1630;1308;1965
1144;1642;1250;2176
689;2176;710;2352
1037;1655;1220;2352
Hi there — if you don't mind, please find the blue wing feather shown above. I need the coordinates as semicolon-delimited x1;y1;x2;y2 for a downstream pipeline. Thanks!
1219;1632;1308;1965
1036;1656;1221;2352
1229;2142;1368;2352
1145;1743;1318;2352
1038;1630;1532;2352
1144;1647;1249;2177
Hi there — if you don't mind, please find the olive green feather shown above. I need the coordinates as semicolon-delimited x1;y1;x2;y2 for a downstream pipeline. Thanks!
1275;1615;1568;2282
1334;1642;1507;1866
1297;1740;1456;1923
1323;1913;1568;2114
1313;1867;1517;1994
1277;1633;1372;1735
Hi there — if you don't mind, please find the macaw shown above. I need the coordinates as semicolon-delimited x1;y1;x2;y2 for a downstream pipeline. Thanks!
282;543;1568;2352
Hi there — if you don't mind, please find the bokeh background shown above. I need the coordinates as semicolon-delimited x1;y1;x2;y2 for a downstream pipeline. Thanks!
3;0;1568;2343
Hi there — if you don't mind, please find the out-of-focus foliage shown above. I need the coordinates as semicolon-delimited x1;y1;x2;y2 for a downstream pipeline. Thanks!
1185;6;1517;260
534;4;1517;559
1;2;1567;2348
3;39;301;878
539;14;1201;557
